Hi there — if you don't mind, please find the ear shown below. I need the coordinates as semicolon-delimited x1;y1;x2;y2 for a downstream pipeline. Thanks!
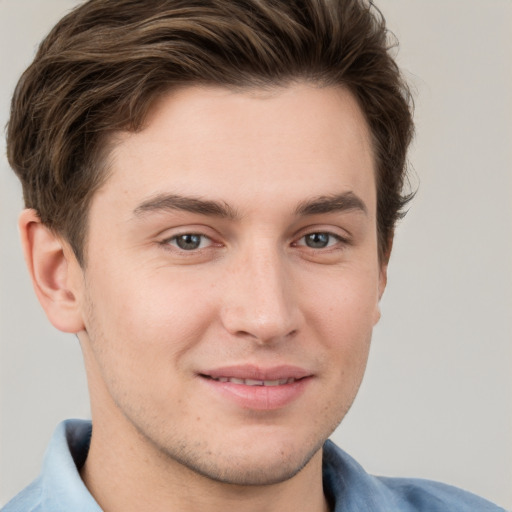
378;236;393;301
19;209;85;333
373;236;393;326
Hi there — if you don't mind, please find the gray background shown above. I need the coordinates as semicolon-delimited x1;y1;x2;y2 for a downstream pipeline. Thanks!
1;0;511;508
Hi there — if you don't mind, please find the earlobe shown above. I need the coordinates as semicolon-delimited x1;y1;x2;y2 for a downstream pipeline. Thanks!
374;236;393;325
19;209;85;333
378;262;389;301
378;235;393;300
372;264;388;326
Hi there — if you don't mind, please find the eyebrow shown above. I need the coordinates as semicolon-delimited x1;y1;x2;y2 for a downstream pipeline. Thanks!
133;193;239;219
133;191;366;220
294;192;367;216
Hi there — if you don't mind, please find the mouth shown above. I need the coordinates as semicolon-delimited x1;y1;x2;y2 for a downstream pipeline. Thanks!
198;365;312;410
201;375;300;386
199;364;311;384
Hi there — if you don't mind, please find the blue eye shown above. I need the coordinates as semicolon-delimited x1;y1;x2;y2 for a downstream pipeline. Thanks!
168;234;210;251
300;232;340;249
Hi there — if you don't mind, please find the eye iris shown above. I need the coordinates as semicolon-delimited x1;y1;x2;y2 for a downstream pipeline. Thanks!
305;233;329;248
176;234;202;250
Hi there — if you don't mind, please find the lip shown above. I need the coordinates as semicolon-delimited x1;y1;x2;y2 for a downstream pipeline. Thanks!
198;365;313;411
202;364;311;381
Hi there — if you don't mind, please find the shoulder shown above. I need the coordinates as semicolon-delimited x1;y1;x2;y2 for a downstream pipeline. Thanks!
1;420;99;512
322;440;506;512
376;476;507;512
1;479;43;512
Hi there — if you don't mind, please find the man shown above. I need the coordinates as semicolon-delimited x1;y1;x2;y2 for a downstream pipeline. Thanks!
1;0;507;511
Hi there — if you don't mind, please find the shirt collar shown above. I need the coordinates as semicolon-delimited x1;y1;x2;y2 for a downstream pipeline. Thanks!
323;439;399;511
38;419;101;511
40;420;388;511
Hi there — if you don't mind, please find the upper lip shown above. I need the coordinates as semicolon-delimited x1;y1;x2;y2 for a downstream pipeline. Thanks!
199;364;312;381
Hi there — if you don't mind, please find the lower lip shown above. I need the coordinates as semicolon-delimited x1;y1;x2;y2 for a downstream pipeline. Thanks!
200;377;311;411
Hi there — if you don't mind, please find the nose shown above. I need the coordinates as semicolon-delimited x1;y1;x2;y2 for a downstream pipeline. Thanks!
220;244;302;344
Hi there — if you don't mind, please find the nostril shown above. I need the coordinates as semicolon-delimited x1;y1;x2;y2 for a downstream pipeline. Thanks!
234;330;259;339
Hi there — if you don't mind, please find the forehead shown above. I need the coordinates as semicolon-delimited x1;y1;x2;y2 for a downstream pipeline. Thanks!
95;83;375;217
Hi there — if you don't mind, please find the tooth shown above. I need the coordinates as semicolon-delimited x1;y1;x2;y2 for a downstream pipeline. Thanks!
244;379;264;386
213;376;297;386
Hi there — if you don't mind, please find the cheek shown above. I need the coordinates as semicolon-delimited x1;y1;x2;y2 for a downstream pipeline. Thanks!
308;268;380;336
305;269;378;385
80;263;220;378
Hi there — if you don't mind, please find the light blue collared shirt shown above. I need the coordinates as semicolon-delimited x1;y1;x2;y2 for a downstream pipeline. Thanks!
2;419;506;511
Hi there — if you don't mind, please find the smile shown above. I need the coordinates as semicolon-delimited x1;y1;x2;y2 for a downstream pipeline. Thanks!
206;376;297;386
198;366;312;410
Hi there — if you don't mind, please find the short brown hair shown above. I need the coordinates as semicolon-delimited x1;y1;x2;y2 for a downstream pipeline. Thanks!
7;0;414;265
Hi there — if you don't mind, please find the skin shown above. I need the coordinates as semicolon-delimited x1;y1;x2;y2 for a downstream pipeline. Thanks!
21;83;387;512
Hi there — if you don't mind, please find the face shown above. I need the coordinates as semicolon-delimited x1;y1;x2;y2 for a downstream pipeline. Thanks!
73;84;385;485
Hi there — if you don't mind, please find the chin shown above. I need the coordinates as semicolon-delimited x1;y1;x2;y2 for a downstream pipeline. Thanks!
183;447;321;486
159;432;326;486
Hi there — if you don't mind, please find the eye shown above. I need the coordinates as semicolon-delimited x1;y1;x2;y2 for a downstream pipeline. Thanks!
297;232;341;249
166;233;211;251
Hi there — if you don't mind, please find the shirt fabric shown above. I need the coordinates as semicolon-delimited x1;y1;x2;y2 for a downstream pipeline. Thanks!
2;419;506;511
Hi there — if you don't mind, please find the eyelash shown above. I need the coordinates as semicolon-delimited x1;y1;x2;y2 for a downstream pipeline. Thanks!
162;233;214;252
294;232;347;250
161;231;349;253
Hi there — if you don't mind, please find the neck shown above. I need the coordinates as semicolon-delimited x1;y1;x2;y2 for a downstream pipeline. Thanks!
81;418;329;512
